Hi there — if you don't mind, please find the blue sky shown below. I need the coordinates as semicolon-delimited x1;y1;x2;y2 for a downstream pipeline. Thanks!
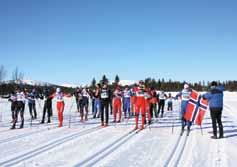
1;0;236;85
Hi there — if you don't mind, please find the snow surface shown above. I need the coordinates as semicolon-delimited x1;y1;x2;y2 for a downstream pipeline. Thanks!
0;92;236;167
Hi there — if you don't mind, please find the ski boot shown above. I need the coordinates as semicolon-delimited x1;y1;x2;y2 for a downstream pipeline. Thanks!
187;128;191;136
133;126;138;131
211;136;218;139
219;135;224;139
58;123;63;128
10;125;16;130
47;119;51;123
148;120;152;125
180;128;185;136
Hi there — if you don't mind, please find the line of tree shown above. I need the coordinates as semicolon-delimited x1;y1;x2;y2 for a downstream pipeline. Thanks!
90;75;237;92
1;69;237;95
0;82;74;96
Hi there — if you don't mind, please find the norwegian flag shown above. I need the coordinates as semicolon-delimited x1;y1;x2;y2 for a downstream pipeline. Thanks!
184;89;208;126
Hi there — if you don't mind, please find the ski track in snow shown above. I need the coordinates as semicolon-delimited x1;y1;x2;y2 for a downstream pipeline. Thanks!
0;125;102;166
0;93;237;167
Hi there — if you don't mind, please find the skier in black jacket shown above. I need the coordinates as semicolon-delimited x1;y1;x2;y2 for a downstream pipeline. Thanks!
2;91;17;122
100;82;110;127
41;89;53;124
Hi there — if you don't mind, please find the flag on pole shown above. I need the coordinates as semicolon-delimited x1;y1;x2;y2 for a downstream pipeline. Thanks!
184;89;208;125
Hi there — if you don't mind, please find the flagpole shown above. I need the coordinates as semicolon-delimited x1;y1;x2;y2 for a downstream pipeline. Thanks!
200;125;203;135
172;100;179;134
171;109;174;134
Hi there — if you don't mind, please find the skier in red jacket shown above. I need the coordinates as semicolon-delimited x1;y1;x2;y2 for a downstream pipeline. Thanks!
134;81;146;130
113;85;122;123
51;88;71;127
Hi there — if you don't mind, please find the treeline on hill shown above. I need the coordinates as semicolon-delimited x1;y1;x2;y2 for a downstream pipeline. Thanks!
0;75;237;95
142;78;237;92
0;82;74;95
91;75;237;92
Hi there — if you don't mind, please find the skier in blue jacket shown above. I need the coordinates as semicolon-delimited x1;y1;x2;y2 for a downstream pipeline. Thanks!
202;81;224;139
123;85;132;119
27;89;38;119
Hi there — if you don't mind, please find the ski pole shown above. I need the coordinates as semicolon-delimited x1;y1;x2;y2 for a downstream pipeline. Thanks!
36;99;42;110
125;108;130;127
171;102;179;134
171;101;177;134
0;109;2;123
68;99;75;128
200;125;203;135
36;99;43;121
30;116;33;128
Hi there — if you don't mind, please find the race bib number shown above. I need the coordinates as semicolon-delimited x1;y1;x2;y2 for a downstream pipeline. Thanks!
101;92;109;99
137;90;145;97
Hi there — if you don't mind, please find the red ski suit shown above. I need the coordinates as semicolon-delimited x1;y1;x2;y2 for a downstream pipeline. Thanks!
51;92;71;127
113;89;122;122
134;86;146;129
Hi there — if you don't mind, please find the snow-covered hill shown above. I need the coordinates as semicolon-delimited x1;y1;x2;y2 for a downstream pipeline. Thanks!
60;83;79;88
119;80;136;86
2;79;136;88
2;79;53;86
21;79;53;86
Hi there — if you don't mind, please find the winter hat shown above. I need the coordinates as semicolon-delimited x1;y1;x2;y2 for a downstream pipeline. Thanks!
56;88;61;93
184;84;189;89
211;81;217;87
139;80;144;85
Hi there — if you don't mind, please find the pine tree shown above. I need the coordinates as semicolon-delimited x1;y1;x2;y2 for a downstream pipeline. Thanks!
144;77;151;87
91;78;96;88
101;75;109;84
115;75;120;84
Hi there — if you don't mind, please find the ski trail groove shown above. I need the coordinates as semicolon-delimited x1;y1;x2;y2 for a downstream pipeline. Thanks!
163;135;182;166
0;125;102;167
75;128;147;167
163;134;189;167
174;135;189;166
0;123;60;144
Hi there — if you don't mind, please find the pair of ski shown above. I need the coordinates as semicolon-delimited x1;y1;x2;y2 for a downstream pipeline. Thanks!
180;130;190;137
129;125;149;134
10;126;23;130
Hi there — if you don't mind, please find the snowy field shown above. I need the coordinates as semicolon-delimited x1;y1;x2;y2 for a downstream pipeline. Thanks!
0;92;237;167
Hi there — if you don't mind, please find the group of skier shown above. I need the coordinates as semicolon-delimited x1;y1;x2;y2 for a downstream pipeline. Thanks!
3;88;49;129
73;80;224;138
1;80;224;139
78;80;175;130
2;88;38;129
2;87;72;129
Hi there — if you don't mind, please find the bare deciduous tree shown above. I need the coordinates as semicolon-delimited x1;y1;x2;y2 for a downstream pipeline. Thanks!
0;65;7;83
12;67;24;83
